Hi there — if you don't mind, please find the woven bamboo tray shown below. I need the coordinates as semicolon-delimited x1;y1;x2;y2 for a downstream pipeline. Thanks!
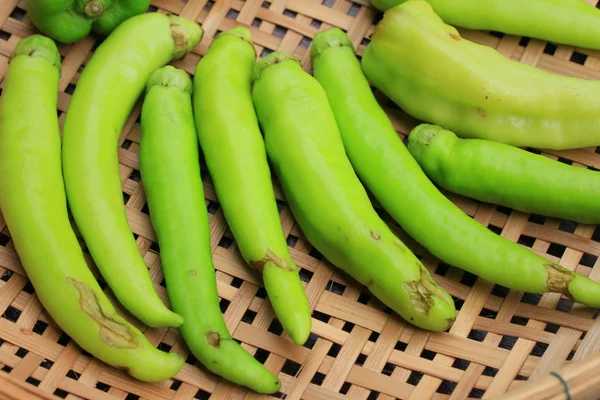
2;0;600;399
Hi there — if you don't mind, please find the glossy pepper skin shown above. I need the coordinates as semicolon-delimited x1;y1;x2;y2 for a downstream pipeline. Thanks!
362;0;600;150
311;28;600;309
193;27;312;346
61;13;202;328
252;52;456;332
25;0;151;43
0;36;184;382
409;125;600;225
140;66;282;394
370;0;600;50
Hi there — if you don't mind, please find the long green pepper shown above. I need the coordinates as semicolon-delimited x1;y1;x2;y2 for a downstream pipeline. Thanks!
193;27;312;345
310;27;600;307
62;13;202;328
0;35;183;383
140;66;281;394
370;0;600;51
252;52;456;332
362;0;600;150
409;125;600;225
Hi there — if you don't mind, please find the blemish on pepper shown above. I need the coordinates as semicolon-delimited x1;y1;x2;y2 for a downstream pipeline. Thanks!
477;107;487;117
206;331;221;347
189;269;197;275
169;18;190;59
402;263;449;316
449;33;460;41
545;263;574;297
370;230;381;240
67;278;138;349
250;249;294;272
171;27;186;49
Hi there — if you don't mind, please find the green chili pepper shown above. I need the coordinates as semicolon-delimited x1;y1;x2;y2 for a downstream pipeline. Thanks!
0;35;184;383
252;51;456;332
193;27;312;345
310;28;600;308
62;13;202;328
25;0;151;43
362;0;600;150
370;0;600;50
408;124;600;225
139;66;282;394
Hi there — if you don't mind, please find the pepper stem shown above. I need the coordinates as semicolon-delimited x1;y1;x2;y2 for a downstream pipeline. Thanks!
82;0;105;18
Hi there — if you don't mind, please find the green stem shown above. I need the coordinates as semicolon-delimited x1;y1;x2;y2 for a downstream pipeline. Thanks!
79;0;106;18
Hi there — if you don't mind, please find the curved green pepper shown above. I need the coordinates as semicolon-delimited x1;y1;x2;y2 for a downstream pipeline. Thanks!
370;0;600;50
62;13;202;328
311;27;600;309
409;124;600;225
140;66;282;394
0;35;184;383
193;27;312;346
362;0;600;150
252;52;456;332
25;0;151;43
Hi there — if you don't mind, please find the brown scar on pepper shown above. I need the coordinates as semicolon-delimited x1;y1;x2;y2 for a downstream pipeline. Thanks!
545;263;574;298
250;249;294;272
403;263;450;317
477;107;487;117
67;278;139;349
370;230;381;240
171;25;186;51
206;331;221;347
449;33;461;41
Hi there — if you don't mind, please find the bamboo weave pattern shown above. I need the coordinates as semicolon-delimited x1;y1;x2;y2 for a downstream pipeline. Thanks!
1;0;600;398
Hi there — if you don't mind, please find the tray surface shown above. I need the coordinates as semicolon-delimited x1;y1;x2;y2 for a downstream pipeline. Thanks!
1;0;600;399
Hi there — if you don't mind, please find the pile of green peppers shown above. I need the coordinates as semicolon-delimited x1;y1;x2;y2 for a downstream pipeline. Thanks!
2;0;600;394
